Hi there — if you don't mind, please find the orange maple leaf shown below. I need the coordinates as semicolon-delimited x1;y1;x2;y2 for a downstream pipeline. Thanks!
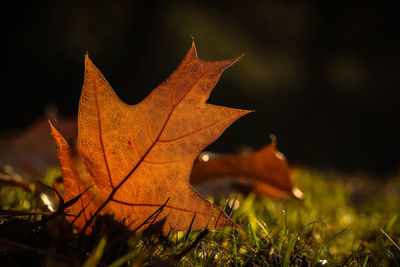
50;42;251;234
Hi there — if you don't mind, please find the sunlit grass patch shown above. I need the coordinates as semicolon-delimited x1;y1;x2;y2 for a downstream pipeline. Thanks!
1;169;399;266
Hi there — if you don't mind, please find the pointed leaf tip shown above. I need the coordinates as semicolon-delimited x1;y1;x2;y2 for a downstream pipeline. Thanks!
48;120;55;137
191;38;196;49
189;40;198;58
233;53;246;64
84;54;96;70
48;120;59;136
222;53;246;71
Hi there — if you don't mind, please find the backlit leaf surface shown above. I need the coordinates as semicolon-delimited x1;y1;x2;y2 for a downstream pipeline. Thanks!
50;42;251;233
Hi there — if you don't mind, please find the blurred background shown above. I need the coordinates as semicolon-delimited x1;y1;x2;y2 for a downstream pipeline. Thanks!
1;1;399;174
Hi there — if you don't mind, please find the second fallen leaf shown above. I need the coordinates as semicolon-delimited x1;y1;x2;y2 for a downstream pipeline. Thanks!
191;141;302;198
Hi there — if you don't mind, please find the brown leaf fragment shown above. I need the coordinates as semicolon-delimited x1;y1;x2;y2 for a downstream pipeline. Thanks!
50;41;251;234
0;118;76;179
191;141;300;198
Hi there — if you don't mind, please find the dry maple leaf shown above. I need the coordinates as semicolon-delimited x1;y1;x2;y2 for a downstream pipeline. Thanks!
50;41;251;234
191;141;302;198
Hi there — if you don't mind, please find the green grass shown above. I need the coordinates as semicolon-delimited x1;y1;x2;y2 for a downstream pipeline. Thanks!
1;169;399;266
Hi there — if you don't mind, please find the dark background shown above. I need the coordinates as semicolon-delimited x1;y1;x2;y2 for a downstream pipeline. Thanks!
1;1;399;174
